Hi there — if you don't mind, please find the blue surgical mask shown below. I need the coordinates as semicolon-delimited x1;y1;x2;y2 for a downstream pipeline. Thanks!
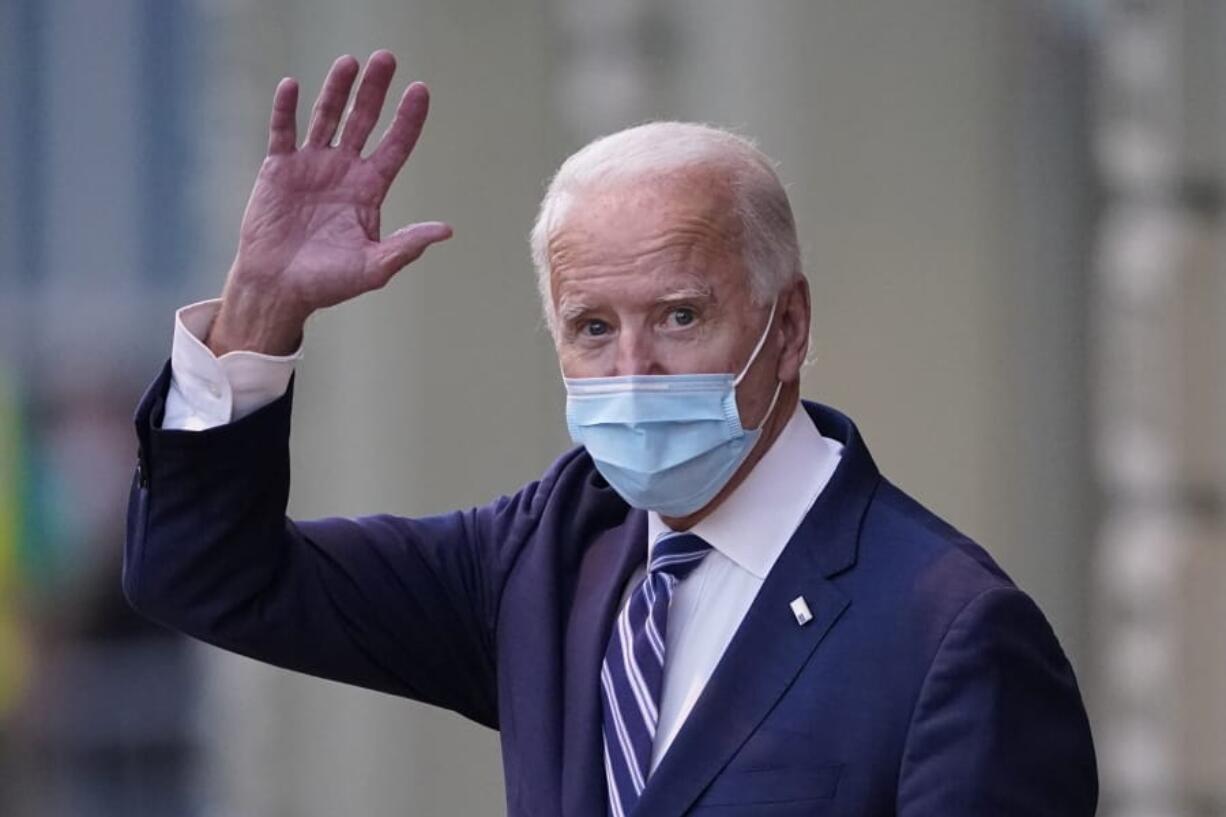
563;300;782;517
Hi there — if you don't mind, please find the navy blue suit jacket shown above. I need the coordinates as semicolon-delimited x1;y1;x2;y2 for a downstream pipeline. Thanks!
124;363;1097;815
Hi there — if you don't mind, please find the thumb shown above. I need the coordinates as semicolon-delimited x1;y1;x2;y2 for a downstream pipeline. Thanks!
367;221;454;284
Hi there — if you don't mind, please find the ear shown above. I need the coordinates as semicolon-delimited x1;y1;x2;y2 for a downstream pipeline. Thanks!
775;277;811;384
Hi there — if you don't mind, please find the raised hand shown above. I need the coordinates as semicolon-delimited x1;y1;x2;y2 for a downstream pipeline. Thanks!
208;51;452;356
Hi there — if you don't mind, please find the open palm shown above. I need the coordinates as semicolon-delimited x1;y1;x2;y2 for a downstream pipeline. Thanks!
228;52;451;325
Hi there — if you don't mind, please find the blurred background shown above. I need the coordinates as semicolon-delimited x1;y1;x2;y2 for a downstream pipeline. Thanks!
0;0;1222;815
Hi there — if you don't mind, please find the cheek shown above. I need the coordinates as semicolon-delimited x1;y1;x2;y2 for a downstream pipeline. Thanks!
653;340;731;374
556;340;612;378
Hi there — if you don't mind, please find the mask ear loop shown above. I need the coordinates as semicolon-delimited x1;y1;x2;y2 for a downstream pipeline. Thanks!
733;298;784;432
733;298;779;387
753;378;784;431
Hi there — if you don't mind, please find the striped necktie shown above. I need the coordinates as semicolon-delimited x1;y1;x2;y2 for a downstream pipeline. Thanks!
600;531;712;817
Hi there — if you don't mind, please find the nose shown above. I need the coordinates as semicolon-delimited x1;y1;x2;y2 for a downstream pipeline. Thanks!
612;326;662;376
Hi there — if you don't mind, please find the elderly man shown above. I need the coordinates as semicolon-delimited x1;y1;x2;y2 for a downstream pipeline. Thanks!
125;52;1097;815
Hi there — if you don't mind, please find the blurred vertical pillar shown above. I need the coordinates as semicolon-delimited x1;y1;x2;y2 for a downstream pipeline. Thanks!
548;0;671;142
1175;1;1226;809
192;1;558;816
1090;1;1188;814
1007;1;1097;674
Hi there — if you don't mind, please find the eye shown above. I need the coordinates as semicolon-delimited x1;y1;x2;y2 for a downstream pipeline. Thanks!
581;318;610;337
669;307;697;327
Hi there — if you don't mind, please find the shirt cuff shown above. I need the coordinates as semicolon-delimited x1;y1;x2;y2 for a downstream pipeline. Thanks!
163;299;303;431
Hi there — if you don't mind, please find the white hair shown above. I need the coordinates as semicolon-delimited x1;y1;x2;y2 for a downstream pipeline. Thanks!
530;121;803;333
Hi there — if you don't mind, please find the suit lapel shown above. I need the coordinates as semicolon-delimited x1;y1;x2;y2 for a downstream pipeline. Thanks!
561;508;646;817
632;525;848;817
634;402;880;817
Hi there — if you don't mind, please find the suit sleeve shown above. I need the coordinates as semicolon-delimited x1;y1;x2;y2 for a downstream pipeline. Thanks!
123;362;542;729
896;586;1099;815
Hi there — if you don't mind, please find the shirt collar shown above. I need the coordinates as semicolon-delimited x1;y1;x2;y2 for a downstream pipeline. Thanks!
647;401;844;579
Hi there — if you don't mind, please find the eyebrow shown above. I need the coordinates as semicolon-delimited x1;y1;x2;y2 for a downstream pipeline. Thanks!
654;283;714;306
555;282;716;326
557;296;593;325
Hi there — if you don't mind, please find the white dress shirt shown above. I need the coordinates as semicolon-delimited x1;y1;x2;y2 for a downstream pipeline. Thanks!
638;406;841;770
163;299;303;430
163;298;844;773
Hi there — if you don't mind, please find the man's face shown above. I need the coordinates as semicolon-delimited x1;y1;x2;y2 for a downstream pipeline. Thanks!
548;173;782;426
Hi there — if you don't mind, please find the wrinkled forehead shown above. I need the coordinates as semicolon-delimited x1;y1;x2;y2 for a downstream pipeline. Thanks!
546;172;748;299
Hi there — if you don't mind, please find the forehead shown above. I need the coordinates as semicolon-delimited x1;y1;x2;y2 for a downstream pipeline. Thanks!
547;173;747;303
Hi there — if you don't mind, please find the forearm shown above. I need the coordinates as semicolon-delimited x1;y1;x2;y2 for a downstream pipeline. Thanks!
208;272;310;357
125;363;501;720
125;363;297;640
126;369;415;693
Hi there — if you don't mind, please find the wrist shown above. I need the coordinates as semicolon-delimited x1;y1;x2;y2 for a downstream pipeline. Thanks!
207;273;310;357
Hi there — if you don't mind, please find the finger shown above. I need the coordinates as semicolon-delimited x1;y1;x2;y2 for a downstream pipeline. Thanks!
339;50;397;153
369;82;430;179
305;55;360;147
267;77;299;155
367;221;453;284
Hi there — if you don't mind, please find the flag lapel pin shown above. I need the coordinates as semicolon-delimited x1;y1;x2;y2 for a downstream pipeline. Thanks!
790;596;813;626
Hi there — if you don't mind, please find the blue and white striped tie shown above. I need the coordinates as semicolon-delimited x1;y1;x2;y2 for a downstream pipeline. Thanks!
600;531;712;817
